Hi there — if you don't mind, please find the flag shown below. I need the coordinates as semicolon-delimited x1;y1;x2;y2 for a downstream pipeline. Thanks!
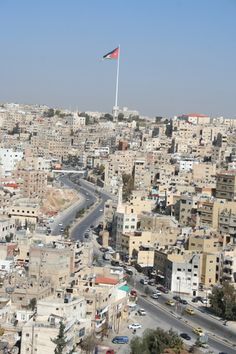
103;47;119;59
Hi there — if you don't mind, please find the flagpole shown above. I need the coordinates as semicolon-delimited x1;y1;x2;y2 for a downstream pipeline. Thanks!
113;45;120;121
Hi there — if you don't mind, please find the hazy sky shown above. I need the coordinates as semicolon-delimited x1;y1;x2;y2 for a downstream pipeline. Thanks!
0;0;235;117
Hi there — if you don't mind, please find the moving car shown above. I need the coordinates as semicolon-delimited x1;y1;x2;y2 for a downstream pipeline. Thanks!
128;323;142;330
192;327;203;336
151;293;159;299
180;333;191;340
165;300;175;306
185;308;195;315
112;336;129;344
137;308;146;316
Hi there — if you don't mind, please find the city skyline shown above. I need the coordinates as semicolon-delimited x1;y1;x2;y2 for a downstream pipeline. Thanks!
0;0;236;117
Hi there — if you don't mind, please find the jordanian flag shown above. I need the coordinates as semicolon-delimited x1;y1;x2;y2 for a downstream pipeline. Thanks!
103;47;119;59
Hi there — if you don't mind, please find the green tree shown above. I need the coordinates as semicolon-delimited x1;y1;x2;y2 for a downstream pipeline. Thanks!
122;173;134;201
28;297;37;311
130;328;183;354
209;281;236;320
44;108;55;117
118;113;124;121
79;334;97;354
51;321;67;354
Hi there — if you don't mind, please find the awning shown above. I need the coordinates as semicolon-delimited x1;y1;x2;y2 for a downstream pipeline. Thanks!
119;285;131;293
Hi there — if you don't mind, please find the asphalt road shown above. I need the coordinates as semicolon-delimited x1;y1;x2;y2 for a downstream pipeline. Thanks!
138;296;236;354
51;175;111;241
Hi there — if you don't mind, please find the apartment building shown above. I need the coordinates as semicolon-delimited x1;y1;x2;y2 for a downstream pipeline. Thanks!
192;162;216;182
21;289;89;354
219;209;236;243
166;253;200;296
8;199;39;226
197;199;236;229
0;148;24;177
13;169;48;198
28;244;74;288
0;216;15;241
216;171;236;201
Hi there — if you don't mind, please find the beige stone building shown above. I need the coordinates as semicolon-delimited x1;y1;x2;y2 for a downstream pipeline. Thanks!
8;199;40;226
13;169;48;199
197;199;236;229
216;171;236;201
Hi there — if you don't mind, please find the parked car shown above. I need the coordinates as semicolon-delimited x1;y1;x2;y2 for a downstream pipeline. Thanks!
165;300;175;306
128;323;142;330
201;298;208;304
137;308;146;316
148;279;155;286
126;269;133;276
112;336;129;344
130;289;137;297
180;299;188;305
140;279;148;285
173;295;181;301
157;286;169;294
155;290;162;296
151;293;159;299
180;333;191;340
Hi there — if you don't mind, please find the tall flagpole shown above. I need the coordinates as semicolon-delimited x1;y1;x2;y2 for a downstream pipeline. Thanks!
113;45;120;121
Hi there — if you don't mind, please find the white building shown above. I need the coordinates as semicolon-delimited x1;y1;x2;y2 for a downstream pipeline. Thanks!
21;289;89;354
0;148;24;177
166;254;200;296
0;216;15;242
179;158;196;172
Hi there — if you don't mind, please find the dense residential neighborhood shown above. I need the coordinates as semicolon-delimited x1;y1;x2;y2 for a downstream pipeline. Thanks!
0;103;235;353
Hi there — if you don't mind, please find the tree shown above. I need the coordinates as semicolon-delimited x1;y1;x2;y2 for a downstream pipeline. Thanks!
130;328;183;354
51;321;67;354
79;334;97;354
118;113;124;121
208;281;236;320
122;173;134;201
28;297;37;311
44;108;55;117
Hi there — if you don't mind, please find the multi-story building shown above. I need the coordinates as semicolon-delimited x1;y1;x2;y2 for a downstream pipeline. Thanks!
165;253;200;296
0;148;24;177
216;171;236;201
13;169;48;198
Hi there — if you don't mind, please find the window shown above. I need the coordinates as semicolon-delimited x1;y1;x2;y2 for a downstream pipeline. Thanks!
26;333;30;337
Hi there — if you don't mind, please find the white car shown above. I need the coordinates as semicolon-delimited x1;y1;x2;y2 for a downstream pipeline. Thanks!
128;323;142;330
138;309;146;316
151;293;159;299
99;209;103;212
155;290;162;296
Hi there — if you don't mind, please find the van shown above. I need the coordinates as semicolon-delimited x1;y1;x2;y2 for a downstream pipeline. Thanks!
112;336;129;344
